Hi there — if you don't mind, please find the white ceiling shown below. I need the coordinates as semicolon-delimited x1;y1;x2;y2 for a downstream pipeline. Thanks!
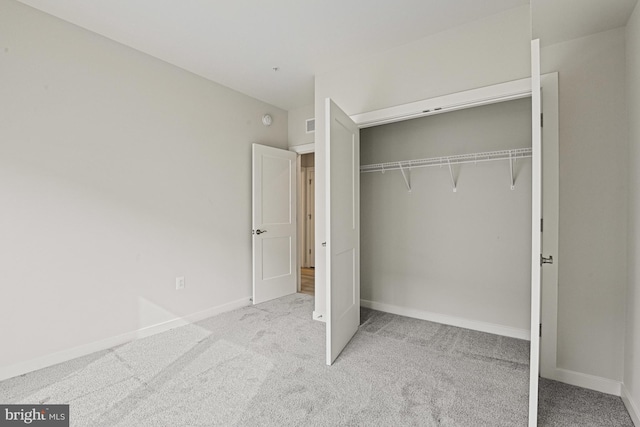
533;0;638;47
16;0;529;111
16;0;638;110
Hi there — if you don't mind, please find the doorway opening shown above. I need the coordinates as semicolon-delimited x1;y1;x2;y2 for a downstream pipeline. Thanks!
299;153;315;296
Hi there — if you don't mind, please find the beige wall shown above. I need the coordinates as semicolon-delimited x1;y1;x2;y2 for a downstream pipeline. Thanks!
360;99;532;332
288;104;315;147
625;1;640;420
541;28;629;382
0;0;287;376
314;5;532;322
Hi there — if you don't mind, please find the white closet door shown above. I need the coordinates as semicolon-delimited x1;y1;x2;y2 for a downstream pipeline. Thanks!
529;39;542;427
252;143;297;305
325;98;360;365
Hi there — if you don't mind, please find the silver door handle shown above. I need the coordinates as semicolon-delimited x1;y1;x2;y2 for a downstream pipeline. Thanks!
255;229;267;235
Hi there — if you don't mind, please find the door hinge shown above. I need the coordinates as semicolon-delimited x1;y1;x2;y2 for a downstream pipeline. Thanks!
308;214;312;220
309;249;311;254
541;218;544;232
541;113;544;128
539;323;542;337
309;179;312;185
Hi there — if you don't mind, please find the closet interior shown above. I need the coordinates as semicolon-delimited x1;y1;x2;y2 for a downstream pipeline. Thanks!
359;97;533;336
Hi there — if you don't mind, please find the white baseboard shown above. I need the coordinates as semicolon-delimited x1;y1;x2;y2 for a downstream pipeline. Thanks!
0;297;251;382
622;384;640;426
546;368;622;396
313;311;325;322
361;299;530;340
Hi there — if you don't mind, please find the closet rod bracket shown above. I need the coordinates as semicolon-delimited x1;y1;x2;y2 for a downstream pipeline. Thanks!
509;150;517;190
447;159;457;193
399;163;411;192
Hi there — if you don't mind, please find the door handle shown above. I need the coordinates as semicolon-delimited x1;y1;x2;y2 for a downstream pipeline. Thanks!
540;255;553;266
255;229;267;235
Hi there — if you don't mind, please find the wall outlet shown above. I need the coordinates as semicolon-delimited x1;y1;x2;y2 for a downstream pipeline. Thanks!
175;276;185;290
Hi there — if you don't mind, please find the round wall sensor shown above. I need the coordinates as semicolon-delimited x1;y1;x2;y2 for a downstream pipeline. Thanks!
262;114;273;126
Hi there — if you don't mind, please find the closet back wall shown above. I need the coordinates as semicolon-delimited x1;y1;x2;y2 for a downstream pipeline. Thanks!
360;98;532;334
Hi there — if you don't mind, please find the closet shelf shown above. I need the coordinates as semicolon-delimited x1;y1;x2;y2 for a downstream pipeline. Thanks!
360;147;532;192
360;148;532;173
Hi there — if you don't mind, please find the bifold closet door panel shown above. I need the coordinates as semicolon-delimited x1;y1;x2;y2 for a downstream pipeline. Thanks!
325;98;360;366
529;38;542;427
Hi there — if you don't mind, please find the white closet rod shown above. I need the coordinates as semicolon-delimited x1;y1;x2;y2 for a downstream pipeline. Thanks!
360;147;532;192
360;148;531;173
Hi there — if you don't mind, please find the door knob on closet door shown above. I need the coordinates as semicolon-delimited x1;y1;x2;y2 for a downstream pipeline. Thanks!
255;229;267;235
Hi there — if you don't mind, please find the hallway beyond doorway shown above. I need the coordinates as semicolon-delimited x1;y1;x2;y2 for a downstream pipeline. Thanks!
301;267;314;296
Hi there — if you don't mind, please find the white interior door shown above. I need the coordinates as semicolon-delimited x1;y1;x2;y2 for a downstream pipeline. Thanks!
326;98;360;365
252;143;297;304
529;39;542;427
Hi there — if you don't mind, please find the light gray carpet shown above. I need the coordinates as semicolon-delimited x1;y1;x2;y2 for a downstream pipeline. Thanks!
0;294;633;426
538;377;633;426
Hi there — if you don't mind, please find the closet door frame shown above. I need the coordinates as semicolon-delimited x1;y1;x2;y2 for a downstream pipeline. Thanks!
540;72;559;380
352;78;532;128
